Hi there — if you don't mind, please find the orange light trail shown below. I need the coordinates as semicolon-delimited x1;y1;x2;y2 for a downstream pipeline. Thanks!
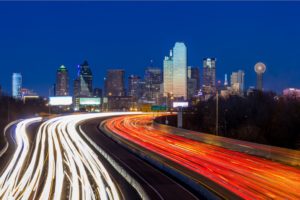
105;114;300;200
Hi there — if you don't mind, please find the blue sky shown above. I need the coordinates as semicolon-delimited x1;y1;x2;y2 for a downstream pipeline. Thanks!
0;1;300;96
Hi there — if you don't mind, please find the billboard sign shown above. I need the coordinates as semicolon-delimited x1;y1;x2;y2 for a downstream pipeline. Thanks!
49;96;73;106
79;98;101;105
173;102;189;108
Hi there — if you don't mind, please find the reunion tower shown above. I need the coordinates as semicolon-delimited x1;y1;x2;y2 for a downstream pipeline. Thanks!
254;62;266;91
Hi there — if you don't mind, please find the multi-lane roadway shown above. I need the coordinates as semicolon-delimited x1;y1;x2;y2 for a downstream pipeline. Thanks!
104;114;300;200
0;113;200;200
0;114;136;200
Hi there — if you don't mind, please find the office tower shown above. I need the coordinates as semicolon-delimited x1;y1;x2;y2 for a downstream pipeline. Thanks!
173;42;187;100
224;74;228;87
74;60;93;97
187;66;199;99
254;62;266;91
144;67;162;103
163;50;173;97
202;58;216;96
12;73;22;99
203;58;216;87
189;66;200;91
105;69;125;96
55;65;69;96
93;88;102;98
128;75;142;99
230;70;245;95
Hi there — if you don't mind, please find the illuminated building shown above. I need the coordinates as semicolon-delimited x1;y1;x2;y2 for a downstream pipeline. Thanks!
144;67;162;104
74;60;93;97
202;58;216;100
128;75;142;100
56;65;69;96
224;74;228;87
104;69;125;96
230;70;245;95
283;88;300;99
187;66;200;99
254;62;266;91
173;42;187;100
203;58;216;88
12;73;22;99
163;50;173;97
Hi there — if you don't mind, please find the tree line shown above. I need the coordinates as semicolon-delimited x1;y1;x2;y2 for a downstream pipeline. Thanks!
156;92;300;149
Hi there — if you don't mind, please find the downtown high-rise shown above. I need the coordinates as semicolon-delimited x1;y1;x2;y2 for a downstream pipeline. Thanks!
173;42;187;100
128;75;142;100
12;73;22;99
55;65;69;96
187;66;200;99
163;50;173;97
104;69;125;96
74;60;93;97
230;70;245;95
163;42;187;100
144;67;162;103
202;58;216;96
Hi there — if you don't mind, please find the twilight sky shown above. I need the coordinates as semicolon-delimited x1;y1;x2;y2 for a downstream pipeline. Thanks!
0;1;300;96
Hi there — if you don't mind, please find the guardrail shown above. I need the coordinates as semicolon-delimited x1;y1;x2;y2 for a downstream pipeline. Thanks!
78;125;150;200
153;122;300;167
100;121;230;200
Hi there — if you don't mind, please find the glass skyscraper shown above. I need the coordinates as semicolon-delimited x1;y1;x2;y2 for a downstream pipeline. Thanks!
173;42;187;100
12;73;22;99
163;50;173;97
203;58;216;87
144;67;162;103
230;70;245;95
74;60;93;97
55;65;69;96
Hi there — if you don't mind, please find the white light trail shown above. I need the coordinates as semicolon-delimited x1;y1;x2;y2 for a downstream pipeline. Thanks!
0;112;141;199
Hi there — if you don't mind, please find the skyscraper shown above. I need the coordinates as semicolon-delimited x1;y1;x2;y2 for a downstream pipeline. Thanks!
230;70;245;95
144;67;162;103
55;65;69;96
202;58;216;96
173;42;187;100
74;60;93;97
104;69;125;96
187;66;200;99
203;58;216;87
163;50;173;97
224;74;228;87
12;73;22;99
128;75;142;100
191;66;200;91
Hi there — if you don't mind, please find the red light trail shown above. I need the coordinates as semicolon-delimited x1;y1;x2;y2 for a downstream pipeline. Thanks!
105;114;300;200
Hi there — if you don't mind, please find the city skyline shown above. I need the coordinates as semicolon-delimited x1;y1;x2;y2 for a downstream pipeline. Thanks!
1;2;300;95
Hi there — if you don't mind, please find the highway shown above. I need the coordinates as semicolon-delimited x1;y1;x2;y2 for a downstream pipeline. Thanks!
0;113;201;200
79;117;200;200
104;114;300;200
0;113;142;200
